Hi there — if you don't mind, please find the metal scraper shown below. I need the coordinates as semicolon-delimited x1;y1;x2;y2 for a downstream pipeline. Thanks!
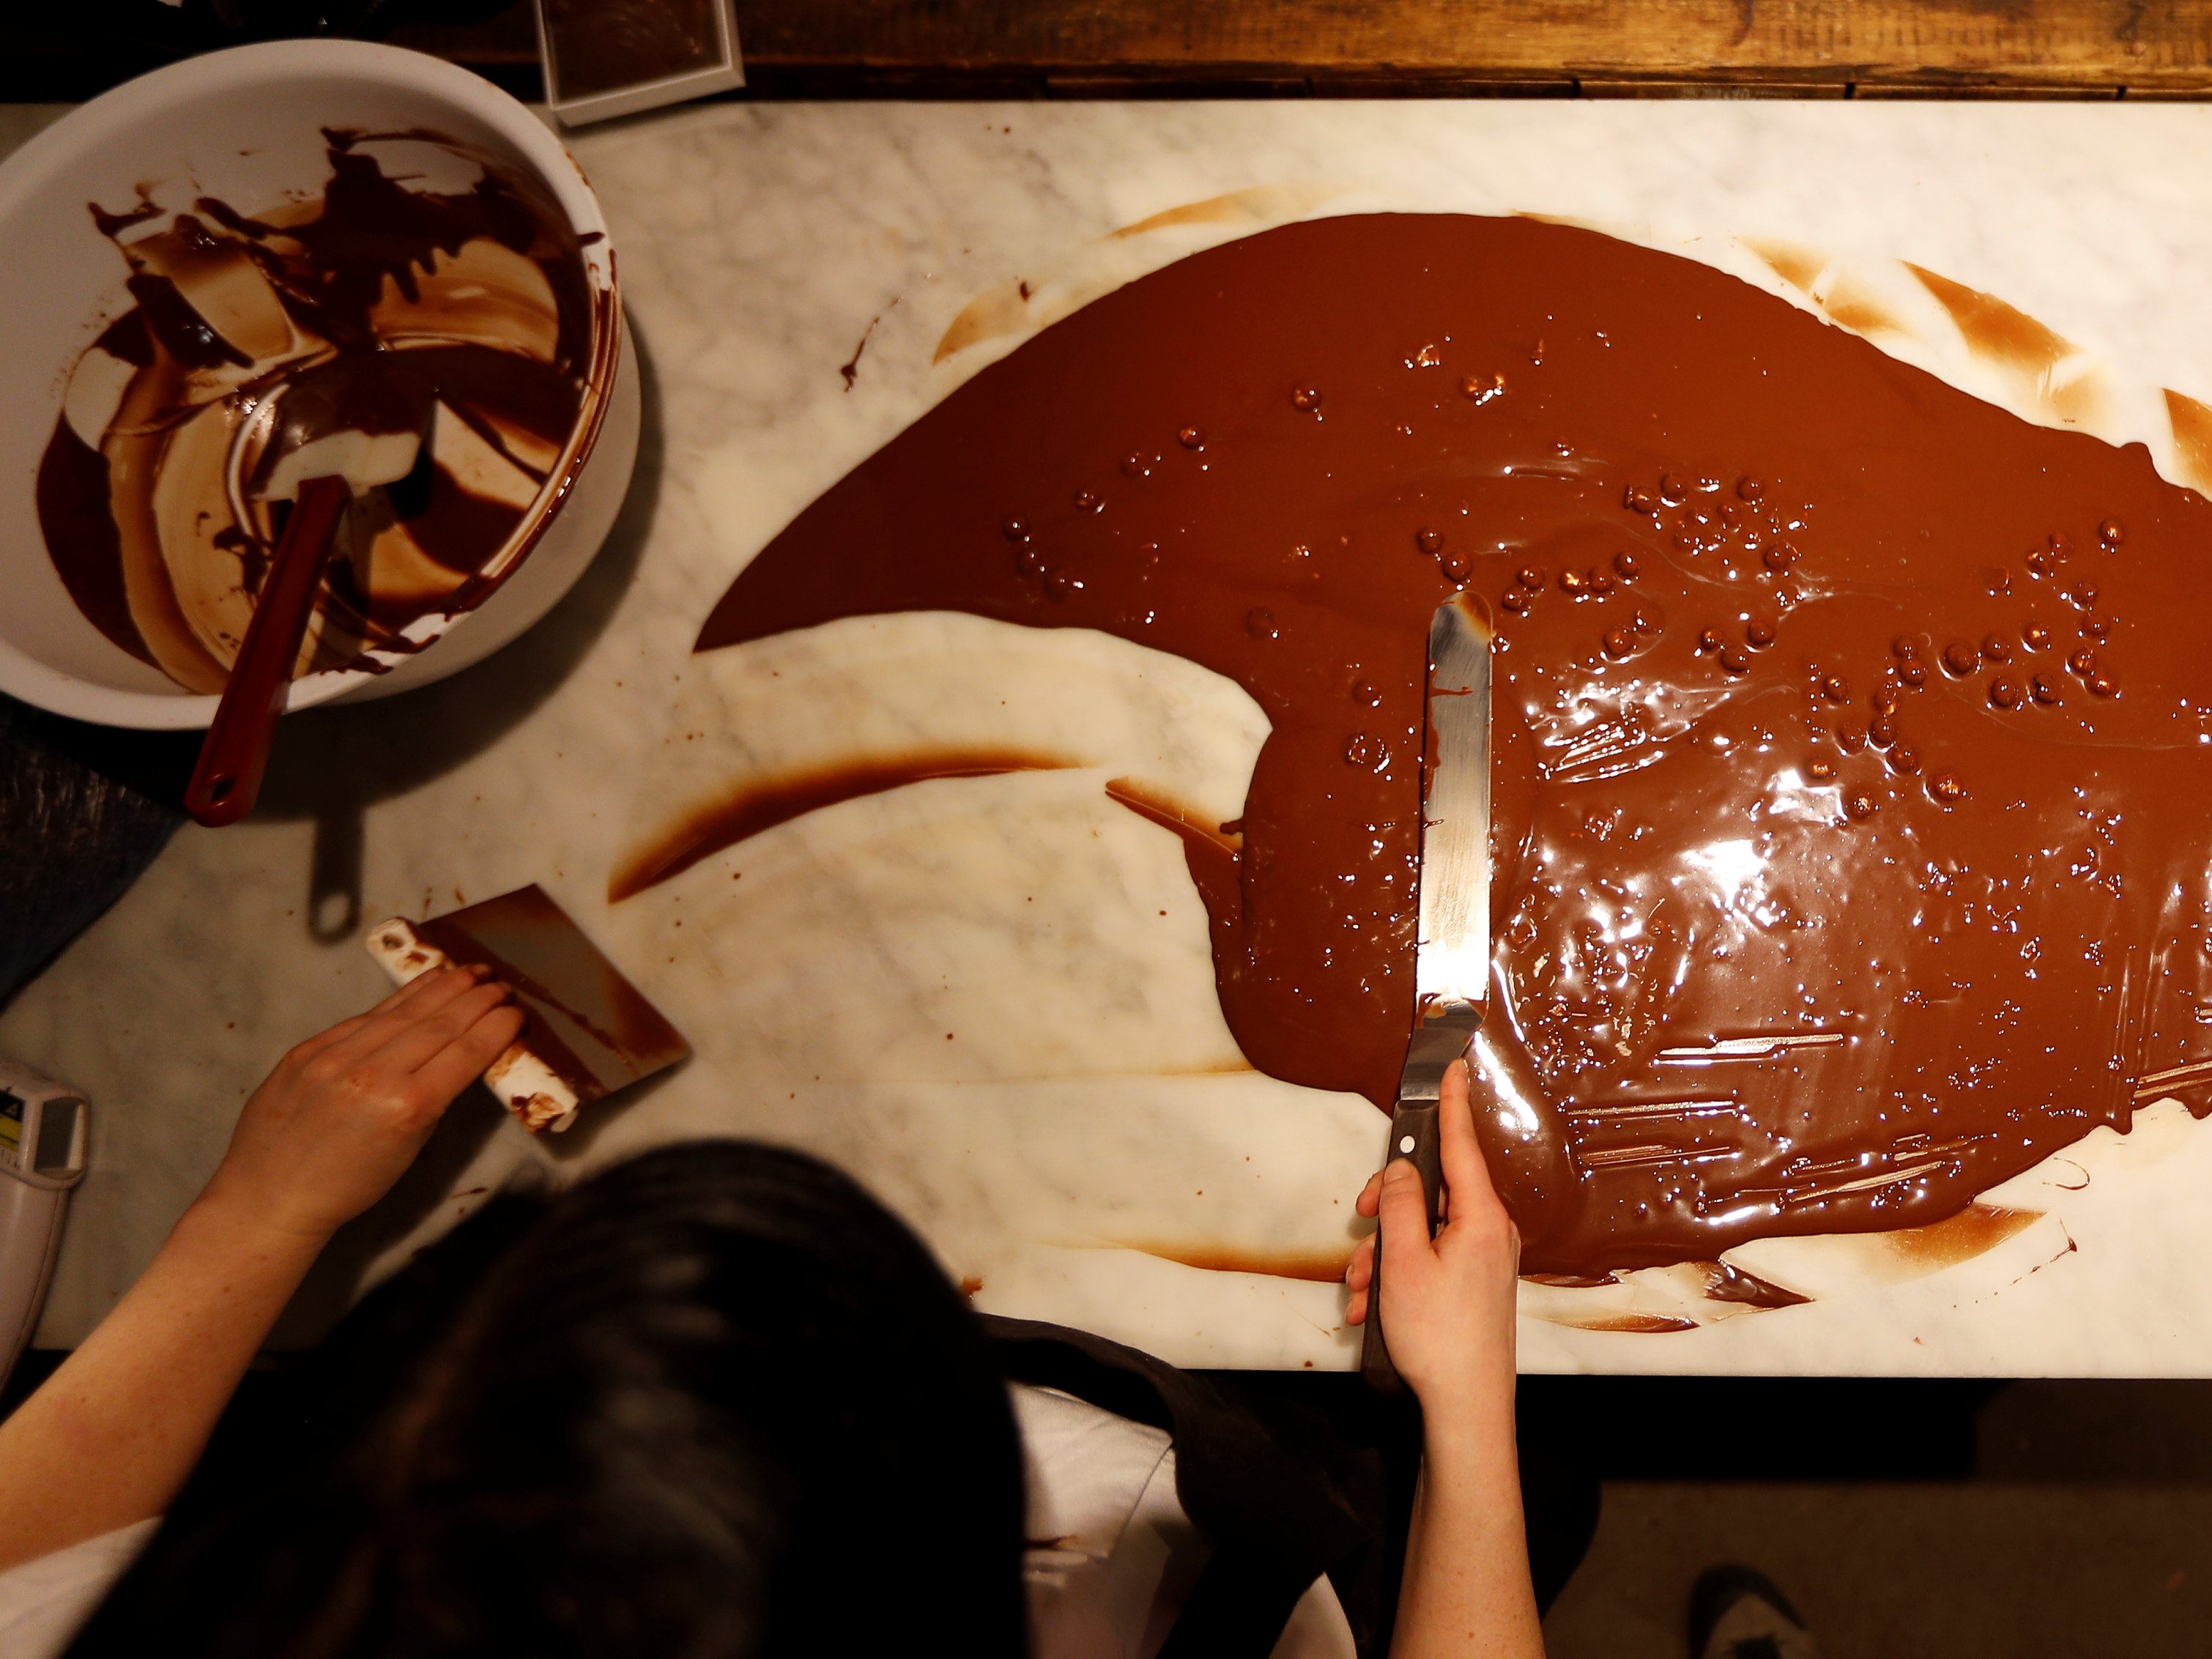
1361;592;1493;1392
366;886;690;1134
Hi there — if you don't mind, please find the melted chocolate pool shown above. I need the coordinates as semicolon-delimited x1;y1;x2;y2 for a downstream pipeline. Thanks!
686;213;2212;1277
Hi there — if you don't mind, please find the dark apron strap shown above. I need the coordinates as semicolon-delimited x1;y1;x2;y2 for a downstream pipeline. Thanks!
984;1316;1373;1659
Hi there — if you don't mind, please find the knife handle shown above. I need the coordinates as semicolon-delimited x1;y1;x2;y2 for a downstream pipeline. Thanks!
1359;1099;1444;1394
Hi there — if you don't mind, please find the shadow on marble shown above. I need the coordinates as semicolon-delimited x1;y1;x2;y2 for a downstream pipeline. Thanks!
272;1083;516;1346
274;1061;694;1341
251;324;670;940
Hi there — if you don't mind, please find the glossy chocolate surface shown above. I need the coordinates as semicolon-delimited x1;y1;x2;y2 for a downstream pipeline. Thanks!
684;214;2212;1276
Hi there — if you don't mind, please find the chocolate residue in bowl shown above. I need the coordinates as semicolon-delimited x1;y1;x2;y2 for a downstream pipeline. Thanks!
683;212;2212;1280
38;130;595;694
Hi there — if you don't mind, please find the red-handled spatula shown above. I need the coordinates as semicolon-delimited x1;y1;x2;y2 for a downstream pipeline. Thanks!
1361;592;1494;1392
184;410;434;827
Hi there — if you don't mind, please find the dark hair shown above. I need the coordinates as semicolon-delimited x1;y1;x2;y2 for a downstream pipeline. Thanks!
69;1142;1030;1658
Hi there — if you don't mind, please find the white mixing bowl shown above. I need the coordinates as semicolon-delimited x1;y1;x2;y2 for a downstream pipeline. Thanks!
0;40;637;730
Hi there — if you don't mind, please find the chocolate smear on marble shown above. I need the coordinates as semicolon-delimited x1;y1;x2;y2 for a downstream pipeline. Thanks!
1123;1242;1355;1283
610;749;1087;902
686;212;2212;1279
1702;1262;1811;1310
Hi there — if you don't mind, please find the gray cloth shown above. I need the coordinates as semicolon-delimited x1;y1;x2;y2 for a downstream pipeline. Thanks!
0;696;185;1002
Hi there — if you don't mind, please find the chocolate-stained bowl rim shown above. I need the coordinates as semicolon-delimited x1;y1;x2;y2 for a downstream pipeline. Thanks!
0;39;622;730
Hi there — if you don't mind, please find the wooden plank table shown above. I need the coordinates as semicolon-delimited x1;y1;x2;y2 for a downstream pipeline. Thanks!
2;1;2210;101
706;0;2212;97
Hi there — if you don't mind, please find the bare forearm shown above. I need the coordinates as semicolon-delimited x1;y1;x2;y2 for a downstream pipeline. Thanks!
0;1197;322;1569
1391;1401;1545;1659
0;969;518;1573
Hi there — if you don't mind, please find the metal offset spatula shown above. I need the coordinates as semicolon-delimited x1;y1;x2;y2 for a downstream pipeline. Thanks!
1361;593;1494;1392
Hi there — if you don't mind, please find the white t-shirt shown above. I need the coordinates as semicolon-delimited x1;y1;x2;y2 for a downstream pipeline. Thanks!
1012;1382;1357;1659
0;1517;155;1658
0;1385;1356;1658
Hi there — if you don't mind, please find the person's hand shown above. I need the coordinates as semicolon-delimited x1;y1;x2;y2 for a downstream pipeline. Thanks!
196;965;524;1246
1344;1058;1520;1419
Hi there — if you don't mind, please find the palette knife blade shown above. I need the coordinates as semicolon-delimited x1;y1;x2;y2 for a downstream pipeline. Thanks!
1361;592;1493;1390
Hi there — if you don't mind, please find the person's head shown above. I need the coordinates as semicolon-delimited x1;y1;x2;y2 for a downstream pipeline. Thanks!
70;1141;1028;1658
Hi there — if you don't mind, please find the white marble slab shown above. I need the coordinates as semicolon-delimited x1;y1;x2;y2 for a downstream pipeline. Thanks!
10;97;2212;1373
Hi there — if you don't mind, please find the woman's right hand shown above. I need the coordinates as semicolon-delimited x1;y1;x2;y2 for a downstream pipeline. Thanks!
1344;1058;1521;1419
196;963;523;1247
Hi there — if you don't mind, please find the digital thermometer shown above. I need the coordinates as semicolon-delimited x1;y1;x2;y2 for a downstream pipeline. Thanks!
0;1058;89;1391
